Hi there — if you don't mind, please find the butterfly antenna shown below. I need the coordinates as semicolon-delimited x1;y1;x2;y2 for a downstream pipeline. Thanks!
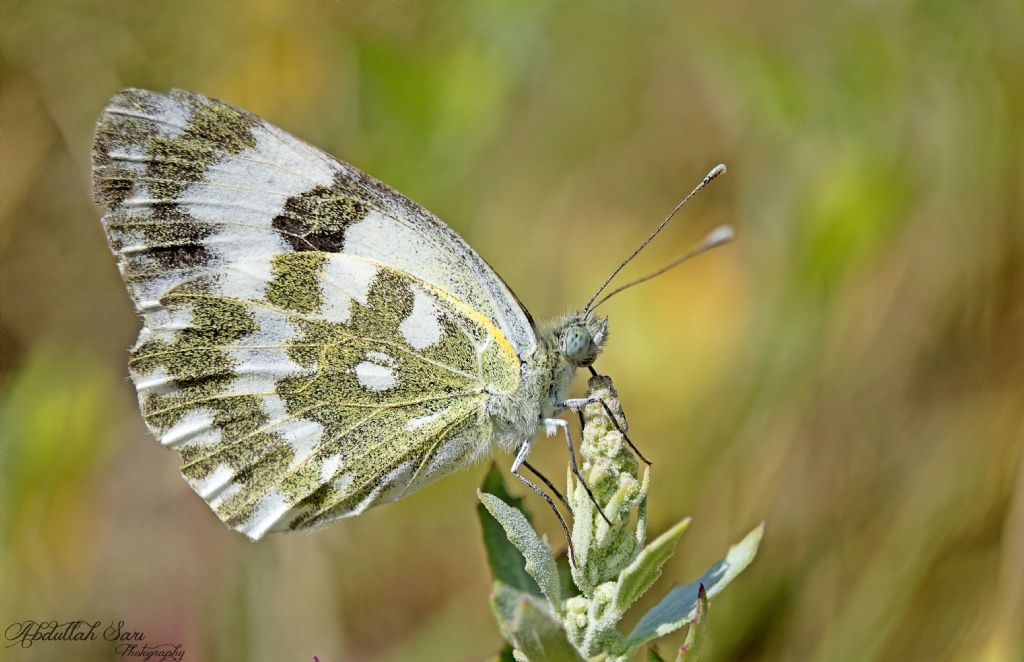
590;224;735;310
583;164;727;314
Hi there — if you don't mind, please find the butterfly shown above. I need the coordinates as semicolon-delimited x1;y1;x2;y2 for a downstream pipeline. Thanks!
92;89;730;540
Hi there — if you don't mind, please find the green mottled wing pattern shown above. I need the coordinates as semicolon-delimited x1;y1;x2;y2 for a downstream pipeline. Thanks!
92;89;534;538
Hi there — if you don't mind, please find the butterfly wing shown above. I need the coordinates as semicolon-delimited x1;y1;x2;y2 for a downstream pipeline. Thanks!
92;89;535;539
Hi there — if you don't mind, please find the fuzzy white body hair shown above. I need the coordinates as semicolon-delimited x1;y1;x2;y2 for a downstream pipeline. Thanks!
485;310;608;453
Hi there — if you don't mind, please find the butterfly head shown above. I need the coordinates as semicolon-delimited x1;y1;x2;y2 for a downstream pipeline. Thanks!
557;311;608;368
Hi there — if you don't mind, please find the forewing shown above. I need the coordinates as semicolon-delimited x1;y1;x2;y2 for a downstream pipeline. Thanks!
92;89;528;538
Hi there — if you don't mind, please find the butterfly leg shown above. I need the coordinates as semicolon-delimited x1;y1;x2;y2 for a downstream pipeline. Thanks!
522;460;569;509
556;397;652;466
543;418;612;526
511;441;576;565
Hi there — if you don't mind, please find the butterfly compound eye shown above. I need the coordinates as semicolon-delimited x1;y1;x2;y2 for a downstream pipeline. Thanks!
564;325;593;362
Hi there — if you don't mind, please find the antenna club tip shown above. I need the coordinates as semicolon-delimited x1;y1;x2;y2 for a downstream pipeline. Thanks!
705;224;736;246
710;163;727;179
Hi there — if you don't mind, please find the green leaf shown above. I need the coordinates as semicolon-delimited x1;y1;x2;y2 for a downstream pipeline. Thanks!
492;580;531;643
482;462;534;523
613;517;691;617
479;464;543;598
647;646;668;662
556;552;581;599
483;643;518;662
677;584;708;662
625;523;764;651
507;595;585;662
635;468;650;548
480;491;562;610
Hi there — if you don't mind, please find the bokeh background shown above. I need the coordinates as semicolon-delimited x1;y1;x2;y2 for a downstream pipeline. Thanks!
2;3;1023;661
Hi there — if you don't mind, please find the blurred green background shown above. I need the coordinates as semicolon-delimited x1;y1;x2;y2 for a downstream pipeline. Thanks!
2;3;1023;661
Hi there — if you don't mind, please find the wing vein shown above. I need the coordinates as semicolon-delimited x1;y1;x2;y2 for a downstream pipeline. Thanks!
210;395;480;521
97;126;333;190
103;108;189;130
157;293;481;381
150;388;481;422
312;402;479;518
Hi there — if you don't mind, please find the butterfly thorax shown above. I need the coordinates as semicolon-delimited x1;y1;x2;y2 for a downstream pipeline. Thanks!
486;310;608;451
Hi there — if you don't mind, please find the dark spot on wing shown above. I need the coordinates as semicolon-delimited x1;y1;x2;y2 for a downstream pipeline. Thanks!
145;243;213;270
92;91;160;209
92;168;137;209
106;201;218;274
272;174;372;252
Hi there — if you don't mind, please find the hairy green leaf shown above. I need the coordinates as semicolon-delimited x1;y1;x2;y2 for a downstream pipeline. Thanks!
492;580;533;644
480;491;561;610
508;596;585;662
613;517;691;617
482;462;533;523
479;465;543;598
625;523;764;651
556;552;581;599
